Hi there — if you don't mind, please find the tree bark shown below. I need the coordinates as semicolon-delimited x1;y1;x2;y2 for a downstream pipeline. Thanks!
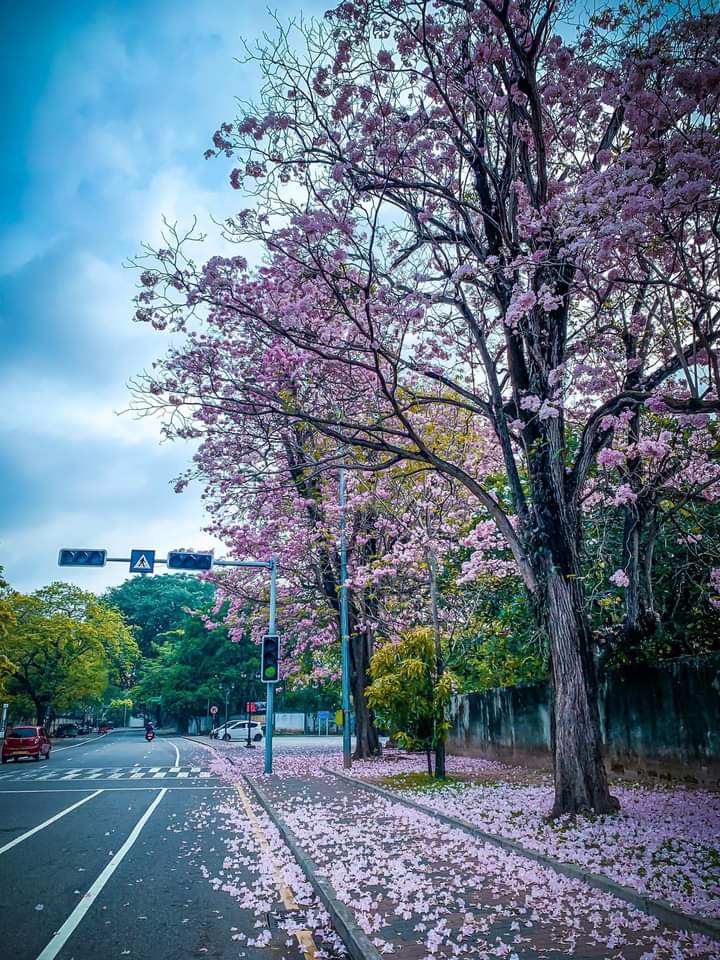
427;547;446;780
544;565;618;816
349;626;381;759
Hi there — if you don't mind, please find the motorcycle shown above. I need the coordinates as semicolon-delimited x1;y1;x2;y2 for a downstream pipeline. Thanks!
145;729;155;742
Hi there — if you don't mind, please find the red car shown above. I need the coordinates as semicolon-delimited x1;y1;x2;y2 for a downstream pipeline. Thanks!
2;725;52;763
98;722;113;734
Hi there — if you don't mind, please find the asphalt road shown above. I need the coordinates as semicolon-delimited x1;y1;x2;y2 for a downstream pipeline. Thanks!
0;730;316;960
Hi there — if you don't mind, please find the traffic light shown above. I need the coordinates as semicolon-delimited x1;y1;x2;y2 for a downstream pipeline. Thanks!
58;549;107;567
261;634;280;683
166;551;213;571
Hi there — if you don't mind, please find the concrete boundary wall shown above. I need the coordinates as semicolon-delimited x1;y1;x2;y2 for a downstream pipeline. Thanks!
448;653;720;783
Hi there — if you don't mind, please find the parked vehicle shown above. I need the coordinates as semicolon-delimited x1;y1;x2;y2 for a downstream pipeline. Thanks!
2;726;52;763
98;722;113;734
55;723;79;738
219;721;264;743
209;719;245;739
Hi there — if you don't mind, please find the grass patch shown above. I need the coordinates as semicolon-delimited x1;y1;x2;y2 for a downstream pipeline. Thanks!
376;772;480;792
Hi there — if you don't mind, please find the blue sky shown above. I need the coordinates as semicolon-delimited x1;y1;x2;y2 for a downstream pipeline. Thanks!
0;0;326;593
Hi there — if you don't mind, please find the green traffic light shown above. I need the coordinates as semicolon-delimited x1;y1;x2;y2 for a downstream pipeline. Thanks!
264;666;277;679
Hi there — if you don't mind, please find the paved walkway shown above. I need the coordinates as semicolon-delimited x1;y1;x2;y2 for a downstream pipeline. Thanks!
259;773;719;960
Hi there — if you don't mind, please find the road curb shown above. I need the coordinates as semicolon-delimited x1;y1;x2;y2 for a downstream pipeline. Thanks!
324;768;720;944
243;775;384;960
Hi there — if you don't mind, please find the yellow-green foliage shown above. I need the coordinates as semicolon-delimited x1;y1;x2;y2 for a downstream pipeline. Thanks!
367;627;456;751
0;581;139;721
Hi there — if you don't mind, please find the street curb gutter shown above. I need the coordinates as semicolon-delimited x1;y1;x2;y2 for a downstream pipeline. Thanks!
243;775;384;960
325;768;720;944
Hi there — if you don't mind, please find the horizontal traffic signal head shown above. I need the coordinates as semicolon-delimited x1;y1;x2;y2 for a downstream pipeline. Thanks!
58;549;107;567
261;634;280;684
166;551;214;571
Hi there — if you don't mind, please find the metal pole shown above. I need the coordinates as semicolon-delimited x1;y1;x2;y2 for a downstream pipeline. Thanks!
339;464;352;769
264;557;277;774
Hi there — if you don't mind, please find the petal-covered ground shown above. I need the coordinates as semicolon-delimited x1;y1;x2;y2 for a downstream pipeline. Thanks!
195;742;720;958
348;757;720;921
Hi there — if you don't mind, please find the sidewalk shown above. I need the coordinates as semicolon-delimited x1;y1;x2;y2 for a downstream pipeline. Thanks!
258;773;720;959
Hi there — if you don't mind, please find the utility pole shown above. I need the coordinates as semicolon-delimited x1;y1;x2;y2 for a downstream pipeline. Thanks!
264;557;277;774
339;464;352;769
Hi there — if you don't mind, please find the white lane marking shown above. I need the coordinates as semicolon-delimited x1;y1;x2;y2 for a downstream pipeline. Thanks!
168;766;180;772
35;789;167;960
177;771;189;778
0;790;103;856
152;771;167;779
167;740;181;767
0;786;227;793
49;738;96;753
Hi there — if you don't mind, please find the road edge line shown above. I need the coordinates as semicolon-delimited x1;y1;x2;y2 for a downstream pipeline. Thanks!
242;775;384;960
323;768;720;943
35;788;168;960
0;789;103;856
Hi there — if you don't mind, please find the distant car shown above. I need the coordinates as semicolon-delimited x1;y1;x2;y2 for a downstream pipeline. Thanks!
209;719;245;739
2;726;52;763
219;721;264;743
98;722;113;734
55;723;79;738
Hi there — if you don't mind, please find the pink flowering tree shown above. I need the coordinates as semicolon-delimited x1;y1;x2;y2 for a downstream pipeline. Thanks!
133;0;720;815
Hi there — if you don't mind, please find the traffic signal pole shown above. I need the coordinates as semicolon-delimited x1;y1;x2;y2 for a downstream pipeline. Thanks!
264;557;277;775
339;465;352;770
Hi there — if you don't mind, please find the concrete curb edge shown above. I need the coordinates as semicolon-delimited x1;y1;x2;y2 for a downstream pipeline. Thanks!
243;775;384;960
324;767;720;943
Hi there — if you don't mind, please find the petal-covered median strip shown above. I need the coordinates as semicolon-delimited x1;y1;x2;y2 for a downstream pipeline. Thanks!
199;745;720;959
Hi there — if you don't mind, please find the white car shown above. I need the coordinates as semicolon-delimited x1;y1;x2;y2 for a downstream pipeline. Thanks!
218;720;264;743
209;719;245;739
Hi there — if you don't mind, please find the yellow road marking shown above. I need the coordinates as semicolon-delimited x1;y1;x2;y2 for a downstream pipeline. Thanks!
235;782;317;960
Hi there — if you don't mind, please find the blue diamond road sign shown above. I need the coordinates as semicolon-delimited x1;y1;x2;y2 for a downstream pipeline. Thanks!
130;549;156;574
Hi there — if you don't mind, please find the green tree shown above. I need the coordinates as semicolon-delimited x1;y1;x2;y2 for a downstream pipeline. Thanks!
367;628;456;778
131;613;260;732
0;583;139;724
104;574;215;658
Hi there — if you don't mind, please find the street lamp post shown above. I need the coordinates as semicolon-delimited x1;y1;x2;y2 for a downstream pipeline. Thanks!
339;464;352;770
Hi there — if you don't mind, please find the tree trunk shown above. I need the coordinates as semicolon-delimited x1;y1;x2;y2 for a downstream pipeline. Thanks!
350;628;380;759
622;505;658;654
427;547;446;780
545;566;618;816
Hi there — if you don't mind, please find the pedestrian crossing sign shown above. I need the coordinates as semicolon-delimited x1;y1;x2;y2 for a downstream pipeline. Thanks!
130;549;155;574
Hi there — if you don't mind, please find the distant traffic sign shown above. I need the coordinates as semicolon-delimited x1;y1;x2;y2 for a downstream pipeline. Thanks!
167;550;213;571
210;705;218;716
245;701;257;713
130;549;156;574
58;549;107;567
318;710;331;721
